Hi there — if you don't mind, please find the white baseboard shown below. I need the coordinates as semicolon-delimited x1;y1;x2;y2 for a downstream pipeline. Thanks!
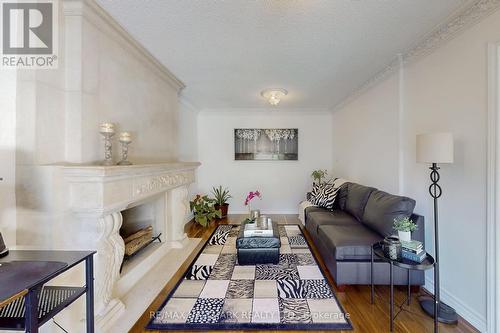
229;210;298;215
425;277;486;332
183;211;297;223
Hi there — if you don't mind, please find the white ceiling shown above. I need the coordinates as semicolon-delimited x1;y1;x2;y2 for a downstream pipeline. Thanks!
96;0;472;110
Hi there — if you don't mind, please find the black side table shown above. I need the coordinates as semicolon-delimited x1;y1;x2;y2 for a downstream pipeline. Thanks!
0;250;95;333
370;242;436;332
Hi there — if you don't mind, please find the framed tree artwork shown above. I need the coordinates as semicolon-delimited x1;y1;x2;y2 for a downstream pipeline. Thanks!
234;129;298;160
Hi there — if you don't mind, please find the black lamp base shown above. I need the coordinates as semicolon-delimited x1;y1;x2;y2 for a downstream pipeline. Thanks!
419;297;458;324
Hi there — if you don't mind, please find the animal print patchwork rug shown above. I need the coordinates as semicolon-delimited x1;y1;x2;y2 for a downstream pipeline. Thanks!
147;224;352;330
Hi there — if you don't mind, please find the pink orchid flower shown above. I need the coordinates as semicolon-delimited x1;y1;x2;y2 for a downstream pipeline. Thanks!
244;190;262;206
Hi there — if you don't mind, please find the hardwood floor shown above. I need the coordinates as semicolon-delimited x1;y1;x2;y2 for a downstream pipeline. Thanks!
130;215;478;333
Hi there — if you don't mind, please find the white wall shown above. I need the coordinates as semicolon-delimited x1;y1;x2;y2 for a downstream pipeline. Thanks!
0;70;17;247
78;13;180;164
178;98;200;221
15;0;184;248
10;2;185;331
197;109;333;214
332;74;401;194
178;99;199;162
14;1;181;167
331;10;500;331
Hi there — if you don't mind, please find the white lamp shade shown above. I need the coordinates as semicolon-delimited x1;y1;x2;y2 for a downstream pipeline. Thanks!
416;132;454;164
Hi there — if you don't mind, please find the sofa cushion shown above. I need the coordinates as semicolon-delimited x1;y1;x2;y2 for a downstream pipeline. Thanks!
305;206;329;215
362;190;416;237
333;181;349;210
343;183;376;221
306;208;359;236
304;206;328;233
318;224;383;260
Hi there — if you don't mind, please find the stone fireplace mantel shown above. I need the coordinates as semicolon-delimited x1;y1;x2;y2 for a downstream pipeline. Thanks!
60;161;200;332
62;162;200;217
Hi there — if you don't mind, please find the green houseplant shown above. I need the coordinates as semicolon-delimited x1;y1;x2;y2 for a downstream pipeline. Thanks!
311;169;328;185
211;186;232;218
189;195;222;227
393;217;418;241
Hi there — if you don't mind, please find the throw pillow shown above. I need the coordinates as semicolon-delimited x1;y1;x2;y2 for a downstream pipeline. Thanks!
310;183;340;210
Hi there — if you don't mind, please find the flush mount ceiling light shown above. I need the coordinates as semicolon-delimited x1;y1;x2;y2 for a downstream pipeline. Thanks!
261;88;288;106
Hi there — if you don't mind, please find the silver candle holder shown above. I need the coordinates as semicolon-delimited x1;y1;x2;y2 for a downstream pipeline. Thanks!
99;123;115;166
117;132;132;166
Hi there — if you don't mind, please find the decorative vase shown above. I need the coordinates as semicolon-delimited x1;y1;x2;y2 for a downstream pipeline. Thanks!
398;230;412;242
250;209;260;220
382;236;402;260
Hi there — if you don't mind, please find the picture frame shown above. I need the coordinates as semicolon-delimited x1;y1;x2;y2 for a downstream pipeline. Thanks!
234;128;298;160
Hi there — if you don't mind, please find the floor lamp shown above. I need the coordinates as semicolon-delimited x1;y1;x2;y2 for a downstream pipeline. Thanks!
416;132;458;326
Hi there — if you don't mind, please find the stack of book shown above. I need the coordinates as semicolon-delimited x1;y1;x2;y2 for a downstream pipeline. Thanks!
401;240;426;263
244;220;273;237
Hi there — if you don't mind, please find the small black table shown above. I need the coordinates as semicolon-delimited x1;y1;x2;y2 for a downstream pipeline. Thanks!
0;250;96;333
236;221;280;265
370;242;436;332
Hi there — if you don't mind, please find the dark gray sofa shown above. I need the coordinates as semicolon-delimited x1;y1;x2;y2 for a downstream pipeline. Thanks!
305;182;425;287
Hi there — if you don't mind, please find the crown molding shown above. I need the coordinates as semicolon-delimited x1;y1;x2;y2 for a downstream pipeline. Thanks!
332;0;500;112
198;107;332;116
62;0;186;92
404;0;500;63
179;95;200;114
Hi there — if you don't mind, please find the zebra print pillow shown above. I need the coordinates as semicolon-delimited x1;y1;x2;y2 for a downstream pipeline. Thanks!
310;183;339;210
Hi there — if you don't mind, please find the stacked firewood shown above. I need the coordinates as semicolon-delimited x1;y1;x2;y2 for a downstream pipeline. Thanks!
123;226;153;256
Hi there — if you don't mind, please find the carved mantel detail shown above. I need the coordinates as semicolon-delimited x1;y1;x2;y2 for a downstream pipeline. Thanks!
61;162;200;217
134;172;194;197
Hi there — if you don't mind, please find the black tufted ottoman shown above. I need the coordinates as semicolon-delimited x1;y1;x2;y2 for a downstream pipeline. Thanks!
236;221;280;265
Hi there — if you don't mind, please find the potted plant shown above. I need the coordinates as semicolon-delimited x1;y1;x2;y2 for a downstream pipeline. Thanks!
244;190;262;218
311;169;328;185
393;217;418;242
189;195;222;227
211;186;232;218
